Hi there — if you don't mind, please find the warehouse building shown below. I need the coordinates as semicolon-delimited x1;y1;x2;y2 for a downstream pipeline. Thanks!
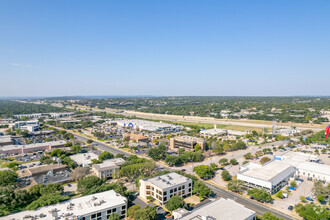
139;172;192;205
0;135;14;146
1;190;127;220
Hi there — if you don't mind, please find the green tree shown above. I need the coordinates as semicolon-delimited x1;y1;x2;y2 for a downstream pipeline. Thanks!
134;206;157;220
193;180;212;197
276;190;283;199
165;195;185;211
127;204;140;217
0;170;17;187
87;139;93;144
247;188;272;203
290;181;296;187
295;203;330;220
116;153;125;159
193;165;213;179
230;158;238;165
194;144;202;152
70;144;82;153
210;163;217;171
221;170;231;181
227;179;245;193
212;146;224;154
108;213;120;220
244;153;253;160
262;212;283;220
98;151;114;161
219;158;228;166
77;176;103;193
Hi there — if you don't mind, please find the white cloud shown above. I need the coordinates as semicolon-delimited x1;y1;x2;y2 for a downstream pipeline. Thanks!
10;63;36;68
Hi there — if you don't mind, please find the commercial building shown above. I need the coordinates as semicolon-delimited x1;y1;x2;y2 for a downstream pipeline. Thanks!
237;160;296;194
14;112;74;119
238;152;330;194
114;119;183;133
139;172;192;205
0;140;66;155
92;158;125;179
276;152;330;182
123;133;149;142
70;152;99;167
17;164;72;186
1;190;127;220
173;198;256;220
0;135;14;146
170;136;206;151
11;120;39;131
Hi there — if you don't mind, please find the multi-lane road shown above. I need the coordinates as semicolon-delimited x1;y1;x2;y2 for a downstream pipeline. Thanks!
68;130;296;220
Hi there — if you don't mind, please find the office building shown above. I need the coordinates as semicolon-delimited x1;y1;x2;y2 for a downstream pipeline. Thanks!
1;190;127;220
170;136;206;151
123;133;149;142
237;160;296;194
114;119;183;133
92;158;125;179
139;172;192;205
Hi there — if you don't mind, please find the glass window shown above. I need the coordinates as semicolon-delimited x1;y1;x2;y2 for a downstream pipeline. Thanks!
112;208;117;212
170;189;173;193
174;188;177;192
107;210;112;214
91;214;96;219
122;205;126;210
97;213;101;217
164;191;167;195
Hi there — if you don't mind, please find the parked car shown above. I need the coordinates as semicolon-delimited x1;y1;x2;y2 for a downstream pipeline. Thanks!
288;186;296;191
288;206;293;211
306;197;314;202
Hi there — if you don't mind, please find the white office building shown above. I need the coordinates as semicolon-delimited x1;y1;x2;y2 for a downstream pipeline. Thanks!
173;198;256;220
237;160;296;194
70;153;99;167
114;119;183;133
139;172;192;205
1;190;127;220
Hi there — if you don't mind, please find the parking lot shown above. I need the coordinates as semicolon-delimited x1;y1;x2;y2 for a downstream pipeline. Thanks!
15;152;44;162
272;178;314;215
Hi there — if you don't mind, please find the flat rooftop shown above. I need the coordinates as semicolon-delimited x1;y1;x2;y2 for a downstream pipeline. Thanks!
241;160;295;182
179;198;255;220
70;152;98;165
144;172;191;189
172;136;204;143
92;158;125;171
0;140;66;151
2;190;127;220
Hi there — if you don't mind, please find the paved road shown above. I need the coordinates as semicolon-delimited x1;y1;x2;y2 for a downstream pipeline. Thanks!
205;183;296;220
73;133;131;157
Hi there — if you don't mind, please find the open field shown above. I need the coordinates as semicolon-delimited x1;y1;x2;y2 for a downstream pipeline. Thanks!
68;104;323;132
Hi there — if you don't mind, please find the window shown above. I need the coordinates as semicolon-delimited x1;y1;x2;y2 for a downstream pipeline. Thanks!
182;185;185;189
107;210;112;214
97;213;101;217
112;208;117;212
146;186;151;189
163;191;167;196
82;217;86;220
178;186;182;190
122;205;126;210
164;197;167;201
174;188;177;192
146;191;150;195
121;210;126;215
189;183;192;187
91;214;96;219
170;189;173;193
188;188;191;192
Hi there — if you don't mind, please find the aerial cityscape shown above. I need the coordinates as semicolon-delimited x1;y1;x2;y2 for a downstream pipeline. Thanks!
1;1;330;220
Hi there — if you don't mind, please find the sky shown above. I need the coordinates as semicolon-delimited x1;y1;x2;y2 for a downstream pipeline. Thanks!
0;0;330;97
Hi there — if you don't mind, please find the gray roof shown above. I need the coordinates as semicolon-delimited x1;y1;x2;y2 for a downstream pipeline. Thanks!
143;172;191;189
178;198;256;220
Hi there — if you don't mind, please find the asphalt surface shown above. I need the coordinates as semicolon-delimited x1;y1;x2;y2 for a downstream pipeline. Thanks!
205;183;296;220
73;133;131;157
